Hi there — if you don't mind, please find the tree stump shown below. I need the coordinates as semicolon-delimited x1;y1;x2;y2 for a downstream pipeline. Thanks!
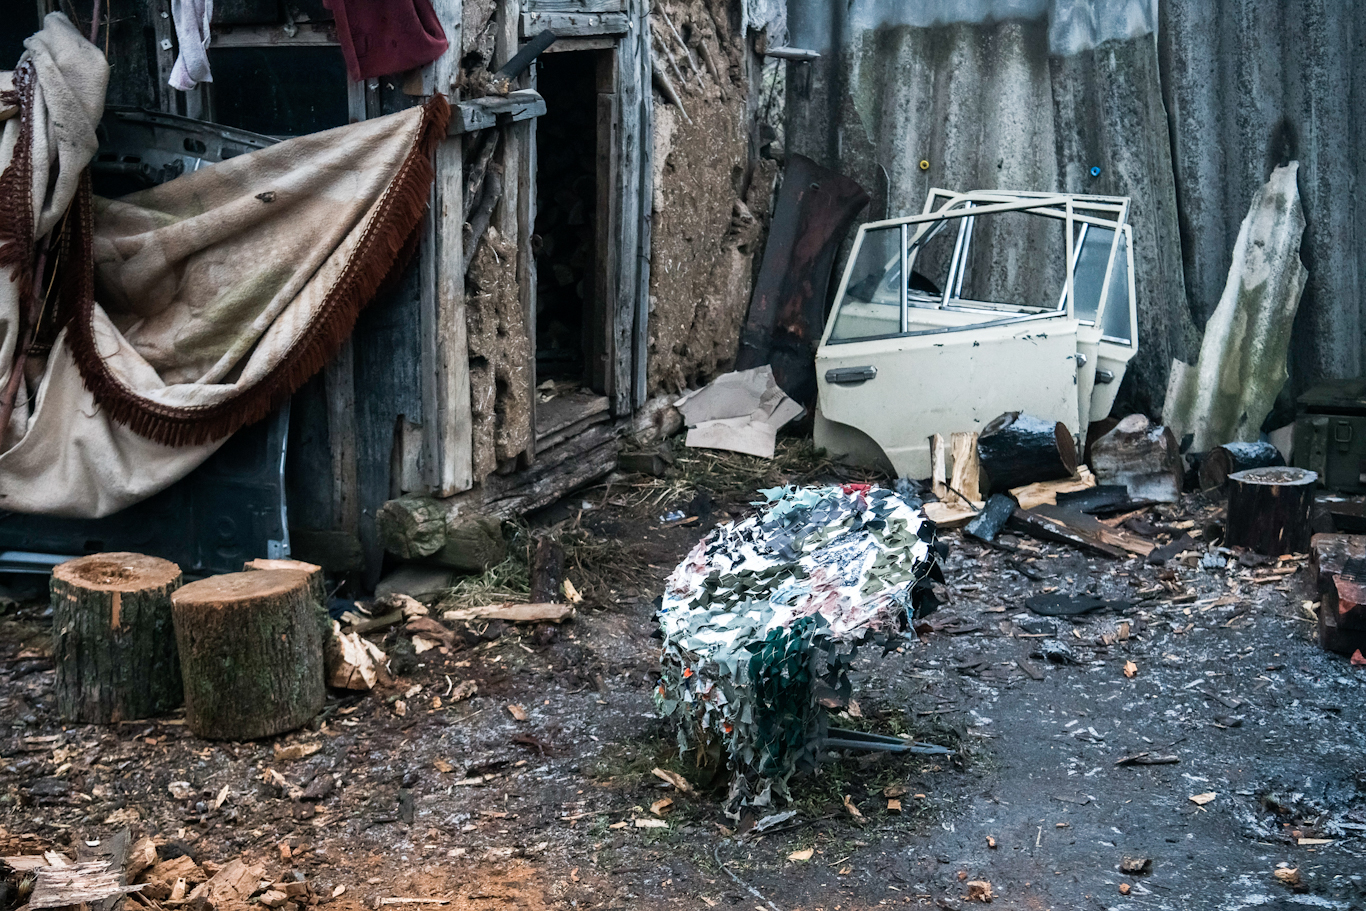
244;557;331;640
1225;467;1318;556
52;553;184;723
976;412;1077;493
171;570;325;740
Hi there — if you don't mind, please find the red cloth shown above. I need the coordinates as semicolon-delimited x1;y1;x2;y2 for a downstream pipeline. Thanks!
325;0;449;81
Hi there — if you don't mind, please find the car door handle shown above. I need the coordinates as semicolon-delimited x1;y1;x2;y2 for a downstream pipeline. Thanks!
825;366;877;385
1094;369;1114;384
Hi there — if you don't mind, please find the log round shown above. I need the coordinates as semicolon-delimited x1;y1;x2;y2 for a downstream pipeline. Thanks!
171;570;326;740
976;412;1077;493
1199;441;1286;491
375;495;447;559
52;553;184;723
1225;467;1318;556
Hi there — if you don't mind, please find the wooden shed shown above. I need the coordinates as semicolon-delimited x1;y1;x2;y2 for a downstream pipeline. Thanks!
0;0;780;585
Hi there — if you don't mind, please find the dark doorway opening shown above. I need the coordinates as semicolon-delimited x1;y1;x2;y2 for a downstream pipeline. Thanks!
534;50;601;387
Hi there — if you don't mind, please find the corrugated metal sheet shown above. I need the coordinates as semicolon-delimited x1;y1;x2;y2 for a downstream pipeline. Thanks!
785;0;1363;416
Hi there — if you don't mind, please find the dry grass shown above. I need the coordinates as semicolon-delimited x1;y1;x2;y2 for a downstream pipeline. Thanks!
620;436;887;511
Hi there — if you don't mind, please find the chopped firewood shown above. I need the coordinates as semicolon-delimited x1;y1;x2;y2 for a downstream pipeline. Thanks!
440;603;576;624
28;861;144;910
1011;466;1096;510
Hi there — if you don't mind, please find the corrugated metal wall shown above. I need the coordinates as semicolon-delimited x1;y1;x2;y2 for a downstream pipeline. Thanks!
786;0;1365;417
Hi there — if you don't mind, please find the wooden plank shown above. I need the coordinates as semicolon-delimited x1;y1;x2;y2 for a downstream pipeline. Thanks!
425;0;473;496
150;0;177;112
1007;507;1132;559
209;23;339;47
543;36;618;53
525;0;627;12
440;602;576;623
594;90;620;400
536;393;611;439
521;11;629;37
448;92;546;135
633;0;653;408
536;408;611;454
323;342;360;533
1028;504;1154;556
520;78;539;465
612;0;643;416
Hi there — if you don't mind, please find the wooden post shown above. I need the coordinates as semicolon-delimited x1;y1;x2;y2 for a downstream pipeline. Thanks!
171;571;326;740
529;536;565;604
52;553;183;723
1225;467;1318;556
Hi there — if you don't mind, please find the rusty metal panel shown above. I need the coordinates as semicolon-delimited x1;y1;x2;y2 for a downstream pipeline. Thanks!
735;153;868;411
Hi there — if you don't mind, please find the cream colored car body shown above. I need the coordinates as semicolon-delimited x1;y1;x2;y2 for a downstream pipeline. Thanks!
815;189;1139;479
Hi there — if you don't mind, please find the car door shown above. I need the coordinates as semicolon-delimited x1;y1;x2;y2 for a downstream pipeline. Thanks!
815;203;1084;480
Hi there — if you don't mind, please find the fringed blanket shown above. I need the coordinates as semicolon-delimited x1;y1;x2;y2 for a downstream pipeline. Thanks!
0;14;448;518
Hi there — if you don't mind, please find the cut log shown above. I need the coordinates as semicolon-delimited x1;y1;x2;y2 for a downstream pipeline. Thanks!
965;494;1018;543
375;495;448;560
921;500;978;529
171;570;326;740
243;558;325;605
948;431;983;506
1225;467;1317;556
529;536;565;604
1199;441;1286;491
51;553;184;724
1309;533;1366;655
440;602;576;624
429;514;506;571
976;412;1077;493
1088;414;1182;503
376;498;505;571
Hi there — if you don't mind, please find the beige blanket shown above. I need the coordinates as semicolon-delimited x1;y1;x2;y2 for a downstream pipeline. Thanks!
0;14;448;518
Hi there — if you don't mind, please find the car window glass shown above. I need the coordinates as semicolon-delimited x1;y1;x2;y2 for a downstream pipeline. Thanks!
955;209;1065;311
1100;229;1133;344
1069;224;1115;324
829;226;901;341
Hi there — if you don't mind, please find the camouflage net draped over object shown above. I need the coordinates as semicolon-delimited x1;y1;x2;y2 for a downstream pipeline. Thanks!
655;484;942;810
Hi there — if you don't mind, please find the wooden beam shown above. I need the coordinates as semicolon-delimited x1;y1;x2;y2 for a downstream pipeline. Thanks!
521;11;629;37
447;91;547;135
611;0;643;416
525;0;627;12
208;23;339;47
424;0;473;495
633;0;653;408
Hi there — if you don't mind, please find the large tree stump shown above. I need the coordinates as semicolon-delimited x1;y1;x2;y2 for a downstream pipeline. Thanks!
375;496;505;571
976;412;1077;493
1225;467;1317;556
52;553;183;723
171;570;325;740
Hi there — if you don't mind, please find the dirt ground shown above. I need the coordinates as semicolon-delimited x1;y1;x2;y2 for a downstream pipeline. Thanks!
3;438;1366;911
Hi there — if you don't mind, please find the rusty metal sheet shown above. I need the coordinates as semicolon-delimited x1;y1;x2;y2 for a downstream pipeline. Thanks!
735;154;869;412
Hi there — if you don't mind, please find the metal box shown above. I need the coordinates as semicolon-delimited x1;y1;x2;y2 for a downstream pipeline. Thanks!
1293;378;1366;493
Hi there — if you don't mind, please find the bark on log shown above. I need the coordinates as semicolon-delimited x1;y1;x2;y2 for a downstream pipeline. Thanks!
429;515;506;571
171;570;325;740
1225;467;1317;556
1088;414;1182;502
1199;441;1286;491
976;412;1077;494
529;536;565;604
376;496;448;559
51;553;183;724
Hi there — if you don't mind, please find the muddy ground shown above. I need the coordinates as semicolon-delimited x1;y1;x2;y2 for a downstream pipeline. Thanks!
3;440;1366;911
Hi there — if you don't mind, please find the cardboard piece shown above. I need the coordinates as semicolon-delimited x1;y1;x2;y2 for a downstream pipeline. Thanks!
674;366;805;459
